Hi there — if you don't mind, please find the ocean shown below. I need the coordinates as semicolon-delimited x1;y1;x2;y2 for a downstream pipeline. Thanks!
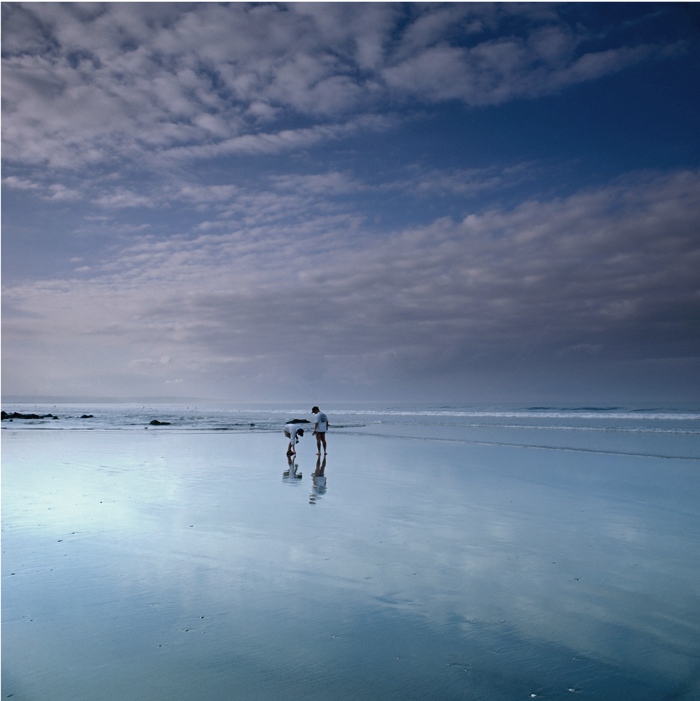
3;402;700;700
4;401;700;458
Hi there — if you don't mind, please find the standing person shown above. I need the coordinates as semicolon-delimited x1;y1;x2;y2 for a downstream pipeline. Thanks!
311;406;328;455
284;422;304;456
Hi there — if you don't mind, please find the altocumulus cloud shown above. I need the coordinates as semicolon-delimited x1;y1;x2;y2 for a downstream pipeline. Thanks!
4;169;699;398
2;2;699;401
2;3;673;170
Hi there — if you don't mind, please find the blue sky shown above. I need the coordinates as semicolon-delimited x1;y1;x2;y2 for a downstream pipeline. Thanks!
3;2;700;403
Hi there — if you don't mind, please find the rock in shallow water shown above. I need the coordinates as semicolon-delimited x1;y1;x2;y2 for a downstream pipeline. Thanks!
2;411;55;420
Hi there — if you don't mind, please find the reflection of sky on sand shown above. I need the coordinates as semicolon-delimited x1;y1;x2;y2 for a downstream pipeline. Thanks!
3;430;699;700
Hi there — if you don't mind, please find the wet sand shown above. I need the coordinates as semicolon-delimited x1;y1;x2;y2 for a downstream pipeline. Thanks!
3;429;699;700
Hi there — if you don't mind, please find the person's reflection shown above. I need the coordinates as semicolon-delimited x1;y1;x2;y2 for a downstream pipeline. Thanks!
309;454;327;504
283;454;302;480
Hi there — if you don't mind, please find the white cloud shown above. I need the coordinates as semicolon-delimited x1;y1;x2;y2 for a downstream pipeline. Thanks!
158;114;395;162
392;4;490;59
2;4;681;169
3;176;41;190
270;171;363;196
48;183;82;201
4;169;699;397
381;35;671;106
3;176;82;201
94;188;156;209
387;163;536;198
2;4;694;400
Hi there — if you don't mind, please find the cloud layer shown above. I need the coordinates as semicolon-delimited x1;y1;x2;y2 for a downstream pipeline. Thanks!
3;3;698;401
4;169;699;399
2;3;677;169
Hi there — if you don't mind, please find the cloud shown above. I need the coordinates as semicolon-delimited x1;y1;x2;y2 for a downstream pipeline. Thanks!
381;34;671;106
2;4;695;400
270;171;364;196
3;176;41;191
2;3;682;169
3;175;83;201
47;183;83;201
4;169;699;397
93;188;157;209
386;163;537;198
157;114;396;162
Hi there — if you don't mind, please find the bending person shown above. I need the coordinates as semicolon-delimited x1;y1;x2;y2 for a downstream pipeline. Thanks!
284;422;304;456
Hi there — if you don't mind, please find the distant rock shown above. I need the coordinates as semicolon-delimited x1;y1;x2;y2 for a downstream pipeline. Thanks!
149;419;171;426
2;411;55;420
286;418;311;424
79;414;94;419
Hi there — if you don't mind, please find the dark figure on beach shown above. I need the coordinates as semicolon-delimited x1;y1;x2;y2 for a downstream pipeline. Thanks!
311;406;328;455
284;422;304;456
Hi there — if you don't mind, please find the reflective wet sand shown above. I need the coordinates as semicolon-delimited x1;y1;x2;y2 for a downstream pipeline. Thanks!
3;429;699;700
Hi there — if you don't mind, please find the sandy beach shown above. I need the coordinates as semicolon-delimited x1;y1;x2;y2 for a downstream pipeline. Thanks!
3;420;700;700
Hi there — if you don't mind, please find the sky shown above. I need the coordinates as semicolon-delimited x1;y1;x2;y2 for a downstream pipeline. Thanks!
2;2;700;405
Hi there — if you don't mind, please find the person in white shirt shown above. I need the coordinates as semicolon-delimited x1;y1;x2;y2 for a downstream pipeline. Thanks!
283;422;305;456
311;406;328;455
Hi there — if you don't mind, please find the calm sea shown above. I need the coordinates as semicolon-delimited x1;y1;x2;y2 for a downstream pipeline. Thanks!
5;401;700;460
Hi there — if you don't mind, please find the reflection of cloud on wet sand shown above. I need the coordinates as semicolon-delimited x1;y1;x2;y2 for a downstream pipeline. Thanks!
4;428;698;698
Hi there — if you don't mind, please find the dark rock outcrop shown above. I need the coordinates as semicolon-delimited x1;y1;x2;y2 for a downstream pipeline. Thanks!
149;419;171;426
2;411;55;420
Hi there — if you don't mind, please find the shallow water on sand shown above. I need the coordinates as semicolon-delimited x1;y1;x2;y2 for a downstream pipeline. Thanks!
3;428;700;700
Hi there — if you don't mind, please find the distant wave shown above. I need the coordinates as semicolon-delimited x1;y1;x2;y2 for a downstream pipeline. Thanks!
226;408;700;421
390;422;700;435
4;403;699;436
